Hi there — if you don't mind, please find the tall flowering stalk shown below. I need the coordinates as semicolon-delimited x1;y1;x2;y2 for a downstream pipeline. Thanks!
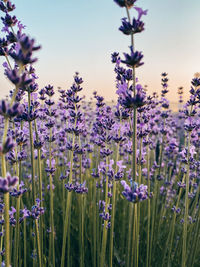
61;73;84;267
113;1;147;266
91;94;114;267
182;77;200;267
44;85;56;267
0;1;200;267
0;2;40;266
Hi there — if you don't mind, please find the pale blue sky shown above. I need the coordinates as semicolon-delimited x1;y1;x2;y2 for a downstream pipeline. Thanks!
1;0;200;101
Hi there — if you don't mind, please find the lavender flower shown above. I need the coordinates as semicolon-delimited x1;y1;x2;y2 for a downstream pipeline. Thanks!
9;33;41;65
119;17;145;35
121;180;148;203
121;46;144;68
114;0;137;8
0;173;18;193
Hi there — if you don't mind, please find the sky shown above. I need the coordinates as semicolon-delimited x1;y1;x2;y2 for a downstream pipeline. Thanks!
0;0;200;102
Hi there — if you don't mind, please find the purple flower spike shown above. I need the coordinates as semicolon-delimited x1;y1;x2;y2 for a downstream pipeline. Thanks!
114;0;137;8
121;46;144;68
121;180;130;191
6;173;18;187
2;137;15;154
31;200;45;220
9;33;41;66
0;179;9;193
119;18;133;35
121;180;148;203
0;2;6;12
65;183;74;192
0;173;18;193
6;1;16;12
119;17;145;35
0;100;23;118
74;181;88;194
1;13;17;27
0;1;15;13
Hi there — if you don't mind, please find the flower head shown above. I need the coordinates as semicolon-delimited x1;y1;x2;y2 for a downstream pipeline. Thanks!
114;0;137;8
121;46;144;68
0;173;18;193
119;17;145;35
121;180;148;203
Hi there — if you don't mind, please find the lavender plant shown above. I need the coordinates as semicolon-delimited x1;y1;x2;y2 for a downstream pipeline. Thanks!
0;1;199;267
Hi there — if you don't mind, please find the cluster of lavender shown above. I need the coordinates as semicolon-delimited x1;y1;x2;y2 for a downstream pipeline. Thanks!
0;173;18;193
0;1;199;267
121;180;148;202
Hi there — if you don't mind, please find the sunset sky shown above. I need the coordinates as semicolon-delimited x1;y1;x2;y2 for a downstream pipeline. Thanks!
0;0;200;102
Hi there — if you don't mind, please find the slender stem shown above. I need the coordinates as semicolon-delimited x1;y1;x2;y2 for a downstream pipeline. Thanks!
2;120;10;267
189;208;200;267
149;168;158;266
127;205;133;267
37;148;43;261
0;71;21;267
134;204;138;267
13;124;20;267
28;90;36;203
35;220;42;267
126;7;134;47
61;107;77;266
61;191;72;267
14;195;20;267
109;121;121;267
78;139;84;267
24;218;27;267
93;181;97;267
100;155;109;267
182;132;191;267
0;226;4;266
161;173;185;266
49;127;55;267
4;192;10;267
146;143;150;267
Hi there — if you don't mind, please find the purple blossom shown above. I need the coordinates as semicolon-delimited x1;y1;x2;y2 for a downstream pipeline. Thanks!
134;7;148;20
114;0;137;8
121;180;148;203
121;46;144;68
0;173;18;193
119;17;145;35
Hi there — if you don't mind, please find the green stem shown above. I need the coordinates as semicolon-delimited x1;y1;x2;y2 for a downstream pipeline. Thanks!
24;218;27;267
35;220;42;267
61;128;76;267
1;117;11;267
149;168;158;266
49;127;55;267
182;132;191;267
146;143;150;267
126;205;133;267
78;142;84;267
189;208;200;267
4;192;10;267
109;123;121;267
61;191;72;267
161;174;185;266
100;156;109;267
28;90;36;203
93;182;97;267
14;196;20;267
0;226;4;266
134;204;139;267
37;148;43;262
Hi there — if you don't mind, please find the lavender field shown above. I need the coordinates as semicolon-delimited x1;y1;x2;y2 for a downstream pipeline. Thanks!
0;0;200;266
